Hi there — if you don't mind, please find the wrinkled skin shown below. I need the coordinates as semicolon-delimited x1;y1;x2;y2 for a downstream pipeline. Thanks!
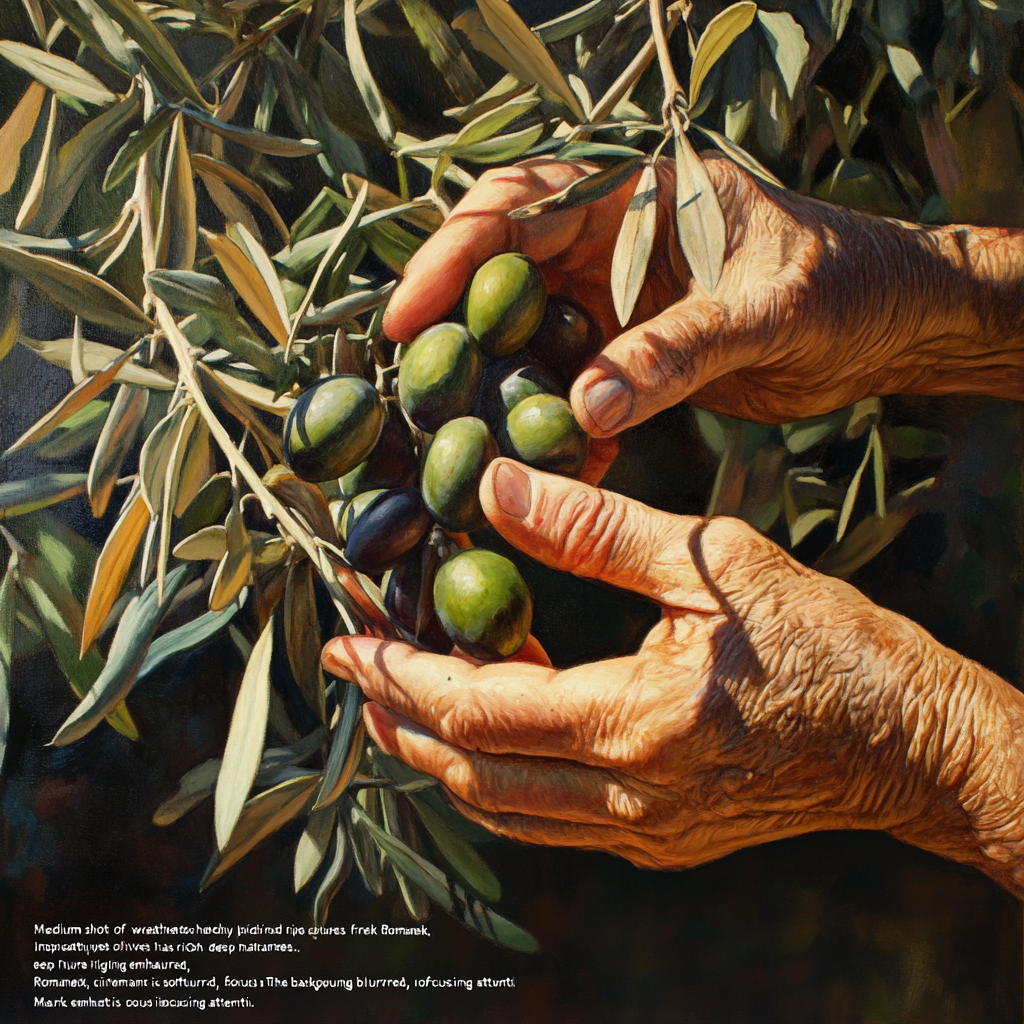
325;158;1024;896
384;157;1024;430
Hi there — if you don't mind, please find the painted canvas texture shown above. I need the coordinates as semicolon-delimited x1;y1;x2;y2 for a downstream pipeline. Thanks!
1;0;1022;1021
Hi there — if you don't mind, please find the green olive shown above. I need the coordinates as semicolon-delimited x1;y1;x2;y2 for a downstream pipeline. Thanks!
421;417;499;533
506;393;589;476
283;375;385;483
464;253;546;357
433;549;533;661
398;323;482;434
339;401;416;498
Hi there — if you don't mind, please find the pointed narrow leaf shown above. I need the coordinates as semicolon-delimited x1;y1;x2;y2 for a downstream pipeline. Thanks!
0;242;151;333
88;384;148;518
0;41;116;106
32;399;110;460
313;820;353;925
139;405;188;516
692;124;784;187
344;0;395;144
202;774;319;889
448;91;541;155
137;591;246;684
397;0;483;105
688;1;757;111
381;789;430;921
47;0;140;75
158;406;199;600
91;0;209;108
758;11;810;101
209;499;252;613
14;544;137;739
191;155;290;245
173;525;228;562
509;157;643;218
351;789;384;894
284;561;326;721
156;114;196;271
104;107;175;192
50;564;190;746
215;616;275;849
295;805;336;892
204;228;289;345
7;344;138;455
610;162;658;326
452;123;544;163
351;799;452;909
19;336;173;389
81;488;149;653
673;129;726;295
475;0;585;121
835;431;873;543
314;682;363;809
0;475;86;519
180;106;322;157
16;92;59;233
153;757;221;825
0;81;46;196
408;793;500;903
453;885;539;952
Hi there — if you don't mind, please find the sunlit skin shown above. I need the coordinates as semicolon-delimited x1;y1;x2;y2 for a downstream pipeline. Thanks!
324;157;1024;896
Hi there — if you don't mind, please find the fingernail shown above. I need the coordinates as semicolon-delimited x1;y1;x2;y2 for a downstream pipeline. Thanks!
493;462;532;520
584;377;633;432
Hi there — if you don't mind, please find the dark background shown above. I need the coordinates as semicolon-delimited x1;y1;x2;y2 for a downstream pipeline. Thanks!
2;0;1024;1020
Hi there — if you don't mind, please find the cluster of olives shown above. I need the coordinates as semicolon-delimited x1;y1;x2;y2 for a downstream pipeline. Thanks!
282;253;599;661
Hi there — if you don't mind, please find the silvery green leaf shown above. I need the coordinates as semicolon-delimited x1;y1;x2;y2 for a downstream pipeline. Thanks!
688;2;757;111
49;563;191;746
344;0;395;145
0;561;15;774
0;475;86;518
0;41;116;106
509;157;642;218
47;0;140;75
214;616;274;850
397;0;483;104
87;385;148;519
294;805;336;893
692;124;784;188
314;681;364;809
312;820;353;926
757;11;810;100
534;0;616;43
452;123;545;163
673;129;726;295
104;108;176;192
610;161;658;326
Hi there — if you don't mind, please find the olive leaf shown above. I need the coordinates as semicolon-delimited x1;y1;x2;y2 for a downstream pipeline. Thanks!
673;128;727;296
191;155;290;246
104;108;176;192
0;41;117;106
16;92;59;233
344;0;395;145
47;0;140;76
475;0;585;122
0;81;46;196
0;242;152;333
294;805;336;893
214;616;274;850
50;563;191;746
509;157;643;218
396;0;483;105
610;161;658;326
312;820;353;925
688;2;757;112
6;343;139;455
202;774;320;889
284;560;327;721
88;384;149;518
180;106;323;157
81;488;150;654
0;475;86;520
90;0;209;109
155;114;197;272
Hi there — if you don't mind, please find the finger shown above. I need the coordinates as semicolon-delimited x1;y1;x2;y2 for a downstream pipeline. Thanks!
480;459;722;611
569;297;752;436
361;703;678;832
578;435;619;486
323;635;656;766
382;162;588;344
447;793;668;866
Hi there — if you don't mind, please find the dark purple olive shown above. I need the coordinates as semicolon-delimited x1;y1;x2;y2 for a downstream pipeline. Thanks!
343;487;432;573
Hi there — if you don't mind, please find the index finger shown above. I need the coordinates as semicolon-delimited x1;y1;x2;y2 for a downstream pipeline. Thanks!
382;161;590;344
322;634;646;768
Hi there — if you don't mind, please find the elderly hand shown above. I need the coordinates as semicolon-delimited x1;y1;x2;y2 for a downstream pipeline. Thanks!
385;157;1024;430
324;460;1024;896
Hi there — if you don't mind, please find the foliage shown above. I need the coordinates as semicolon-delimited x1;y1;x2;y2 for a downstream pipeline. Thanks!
0;0;1021;942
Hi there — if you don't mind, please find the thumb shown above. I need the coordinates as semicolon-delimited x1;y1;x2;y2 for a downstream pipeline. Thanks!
479;458;722;612
569;296;741;437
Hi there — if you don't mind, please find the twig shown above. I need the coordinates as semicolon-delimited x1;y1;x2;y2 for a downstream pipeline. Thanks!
649;0;686;127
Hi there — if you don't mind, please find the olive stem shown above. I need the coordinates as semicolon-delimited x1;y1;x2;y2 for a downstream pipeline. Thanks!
649;0;687;129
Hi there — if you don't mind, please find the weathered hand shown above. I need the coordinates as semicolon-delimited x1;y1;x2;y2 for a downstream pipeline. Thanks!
324;460;1024;894
385;157;1024;431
